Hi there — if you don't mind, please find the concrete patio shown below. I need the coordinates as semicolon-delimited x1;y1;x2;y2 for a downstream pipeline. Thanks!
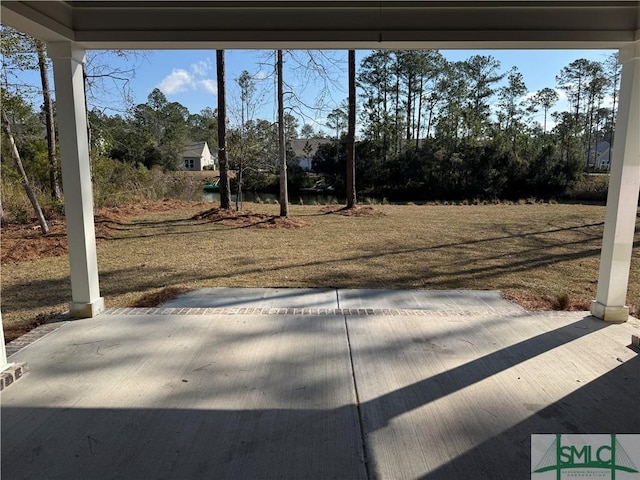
2;288;639;479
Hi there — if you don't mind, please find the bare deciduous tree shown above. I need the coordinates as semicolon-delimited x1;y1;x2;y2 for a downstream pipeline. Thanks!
2;110;49;234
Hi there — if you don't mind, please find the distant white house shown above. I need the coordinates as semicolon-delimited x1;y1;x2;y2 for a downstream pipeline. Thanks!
290;138;331;171
586;141;612;170
182;141;216;171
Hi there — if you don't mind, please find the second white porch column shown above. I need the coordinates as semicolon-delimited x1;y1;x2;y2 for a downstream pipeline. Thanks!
0;311;9;371
591;41;640;322
48;42;104;318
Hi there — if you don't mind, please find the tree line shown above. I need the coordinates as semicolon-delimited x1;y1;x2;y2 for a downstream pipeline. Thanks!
314;50;620;201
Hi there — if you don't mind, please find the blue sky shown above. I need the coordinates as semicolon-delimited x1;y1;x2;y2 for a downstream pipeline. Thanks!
132;49;616;130
12;48;616;131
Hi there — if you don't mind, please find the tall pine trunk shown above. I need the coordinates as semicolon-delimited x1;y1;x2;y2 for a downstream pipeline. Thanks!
394;58;401;155
406;76;412;141
609;66;619;167
35;40;62;201
382;54;389;163
277;50;289;217
346;50;357;209
2;110;49;234
543;106;548;134
415;76;424;149
216;50;231;209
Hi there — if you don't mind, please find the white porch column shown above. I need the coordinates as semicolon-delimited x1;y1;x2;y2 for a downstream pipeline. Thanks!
48;42;104;318
591;41;640;322
0;311;9;370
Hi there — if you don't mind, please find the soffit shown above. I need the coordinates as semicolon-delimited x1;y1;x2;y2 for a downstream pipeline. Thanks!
2;1;639;49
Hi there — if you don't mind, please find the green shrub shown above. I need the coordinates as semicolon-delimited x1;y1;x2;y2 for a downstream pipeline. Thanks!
92;156;155;207
1;176;35;223
90;158;207;207
13;206;30;224
563;174;609;203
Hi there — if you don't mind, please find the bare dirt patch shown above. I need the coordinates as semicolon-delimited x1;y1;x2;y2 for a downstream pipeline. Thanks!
1;218;69;264
1;199;204;264
320;205;385;217
193;207;313;229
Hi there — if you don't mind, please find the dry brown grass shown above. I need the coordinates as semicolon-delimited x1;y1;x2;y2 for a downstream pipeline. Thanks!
2;201;640;342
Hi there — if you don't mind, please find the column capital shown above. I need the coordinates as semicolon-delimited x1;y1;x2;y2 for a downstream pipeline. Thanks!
46;42;85;64
619;40;640;64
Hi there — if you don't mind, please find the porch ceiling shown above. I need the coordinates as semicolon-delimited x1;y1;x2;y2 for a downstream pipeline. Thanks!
1;0;639;50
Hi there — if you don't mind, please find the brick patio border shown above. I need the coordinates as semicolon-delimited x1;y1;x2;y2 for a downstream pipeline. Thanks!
5;320;70;358
101;306;527;317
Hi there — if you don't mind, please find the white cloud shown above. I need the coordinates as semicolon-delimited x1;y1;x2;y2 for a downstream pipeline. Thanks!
157;59;217;96
599;93;615;109
158;69;193;94
556;88;569;104
191;59;212;77
200;79;217;95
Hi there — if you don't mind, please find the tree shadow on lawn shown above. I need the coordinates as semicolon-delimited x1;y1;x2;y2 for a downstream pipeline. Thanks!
97;210;606;242
92;235;615;304
0;234;614;316
95;214;311;239
94;217;220;239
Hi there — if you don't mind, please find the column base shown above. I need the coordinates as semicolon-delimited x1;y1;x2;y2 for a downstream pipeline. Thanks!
590;300;629;323
70;298;105;318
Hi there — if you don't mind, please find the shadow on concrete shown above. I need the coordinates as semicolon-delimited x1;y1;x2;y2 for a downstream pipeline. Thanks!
1;405;367;480
360;316;613;431
348;314;640;478
418;354;640;479
4;311;637;479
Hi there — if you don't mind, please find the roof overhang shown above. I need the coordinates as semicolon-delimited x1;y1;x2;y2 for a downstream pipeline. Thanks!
1;1;639;50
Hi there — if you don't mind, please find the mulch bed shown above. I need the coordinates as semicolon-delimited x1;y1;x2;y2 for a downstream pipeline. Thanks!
502;290;591;312
1;219;70;264
192;207;314;229
320;205;385;217
130;286;193;307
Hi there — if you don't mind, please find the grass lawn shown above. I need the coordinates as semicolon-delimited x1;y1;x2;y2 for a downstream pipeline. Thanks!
2;201;639;341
